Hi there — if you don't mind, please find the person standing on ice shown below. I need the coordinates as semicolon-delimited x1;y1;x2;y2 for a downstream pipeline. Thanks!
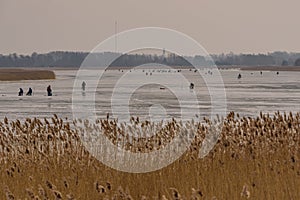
26;87;33;96
47;85;52;96
18;88;23;96
82;81;86;91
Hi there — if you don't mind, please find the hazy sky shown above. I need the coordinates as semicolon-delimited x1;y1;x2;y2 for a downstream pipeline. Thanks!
1;0;299;55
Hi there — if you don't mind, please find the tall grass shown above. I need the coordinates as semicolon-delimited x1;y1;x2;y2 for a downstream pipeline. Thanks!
0;112;299;199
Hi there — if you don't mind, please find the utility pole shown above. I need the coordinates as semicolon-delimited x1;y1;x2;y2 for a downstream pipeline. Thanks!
115;21;117;53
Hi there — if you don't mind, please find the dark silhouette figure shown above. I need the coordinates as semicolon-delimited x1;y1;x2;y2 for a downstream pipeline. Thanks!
260;71;263;75
238;74;242;79
190;83;194;89
18;88;23;96
26;88;33;96
277;72;279;75
47;85;52;96
82;81;86;91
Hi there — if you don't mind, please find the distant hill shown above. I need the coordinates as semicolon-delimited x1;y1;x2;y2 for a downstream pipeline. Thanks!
0;51;300;68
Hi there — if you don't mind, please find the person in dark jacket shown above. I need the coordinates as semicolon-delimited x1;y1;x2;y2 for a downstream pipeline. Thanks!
190;83;194;89
26;88;33;96
18;88;23;96
82;81;86;91
47;85;52;96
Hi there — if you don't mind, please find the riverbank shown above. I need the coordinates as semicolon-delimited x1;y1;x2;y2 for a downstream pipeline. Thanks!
0;68;55;81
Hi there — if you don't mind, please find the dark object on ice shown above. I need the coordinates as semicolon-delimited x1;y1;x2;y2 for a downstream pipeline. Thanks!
47;85;52;96
18;88;23;96
26;88;33;96
82;81;86;91
238;74;242;79
190;83;194;89
277;72;279;75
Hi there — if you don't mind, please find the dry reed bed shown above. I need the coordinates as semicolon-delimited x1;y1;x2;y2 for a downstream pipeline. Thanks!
0;69;55;81
0;112;299;199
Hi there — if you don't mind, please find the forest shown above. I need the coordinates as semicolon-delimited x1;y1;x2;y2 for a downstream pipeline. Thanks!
0;51;299;68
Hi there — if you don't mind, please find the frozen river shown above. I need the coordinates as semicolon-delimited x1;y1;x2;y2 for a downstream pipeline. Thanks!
0;68;299;121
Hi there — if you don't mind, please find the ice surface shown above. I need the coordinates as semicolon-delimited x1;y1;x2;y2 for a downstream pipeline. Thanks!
0;69;299;121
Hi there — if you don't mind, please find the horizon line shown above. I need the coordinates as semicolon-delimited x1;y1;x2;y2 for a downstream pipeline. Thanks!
1;50;300;57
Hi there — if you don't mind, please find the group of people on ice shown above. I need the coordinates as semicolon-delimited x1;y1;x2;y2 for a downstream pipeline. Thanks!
18;85;52;96
18;88;32;96
18;81;86;97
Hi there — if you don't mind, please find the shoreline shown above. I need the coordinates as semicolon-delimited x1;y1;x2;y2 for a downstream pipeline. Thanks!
0;68;55;81
1;65;300;72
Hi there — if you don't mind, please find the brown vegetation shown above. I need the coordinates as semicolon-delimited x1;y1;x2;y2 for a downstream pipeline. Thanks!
0;69;55;81
0;112;299;199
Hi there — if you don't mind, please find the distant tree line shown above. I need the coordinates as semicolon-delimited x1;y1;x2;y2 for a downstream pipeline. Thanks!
110;53;193;67
0;51;299;68
0;52;88;68
211;52;300;66
295;58;300;66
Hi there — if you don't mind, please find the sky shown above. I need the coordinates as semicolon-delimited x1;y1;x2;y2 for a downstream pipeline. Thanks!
0;0;299;55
